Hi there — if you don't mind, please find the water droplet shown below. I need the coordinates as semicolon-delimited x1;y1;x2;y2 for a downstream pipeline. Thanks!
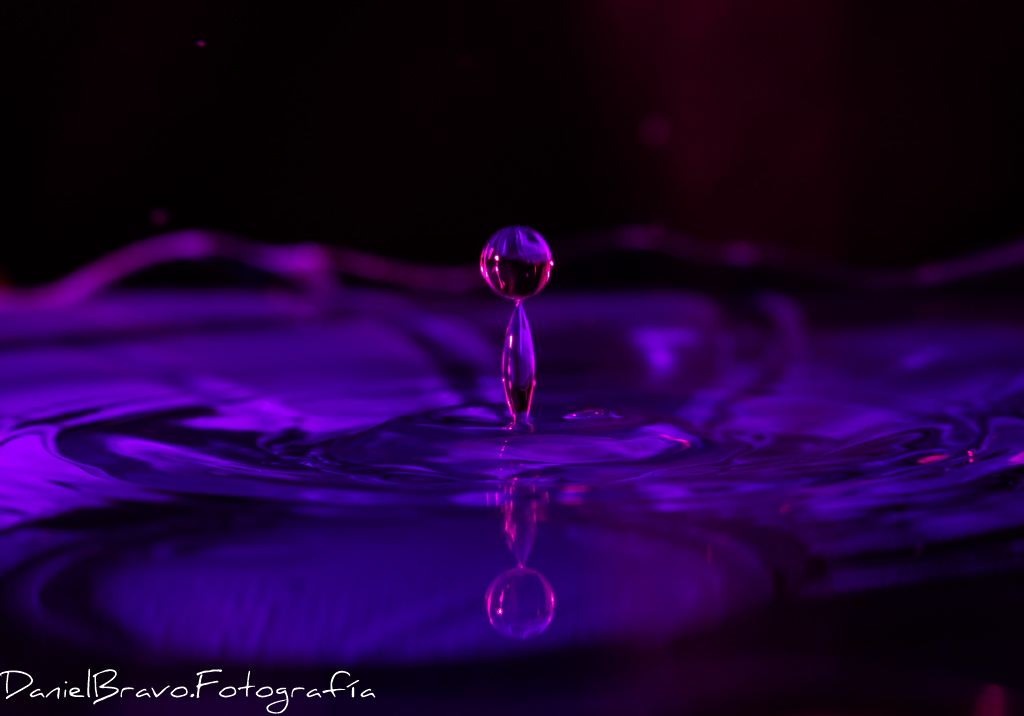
502;302;535;422
482;227;553;423
480;226;553;301
485;567;554;639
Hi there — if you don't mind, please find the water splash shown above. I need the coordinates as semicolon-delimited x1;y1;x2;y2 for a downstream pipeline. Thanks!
1;288;1024;664
480;226;554;423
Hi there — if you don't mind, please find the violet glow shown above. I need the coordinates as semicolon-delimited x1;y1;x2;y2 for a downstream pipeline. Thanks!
10;224;1024;312
1;237;1024;711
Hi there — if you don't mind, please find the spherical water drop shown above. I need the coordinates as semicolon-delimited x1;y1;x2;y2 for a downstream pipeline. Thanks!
485;566;555;639
480;226;553;301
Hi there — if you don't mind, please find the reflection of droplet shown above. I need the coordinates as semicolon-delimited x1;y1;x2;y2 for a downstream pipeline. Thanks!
486;567;554;639
480;226;553;301
502;484;540;567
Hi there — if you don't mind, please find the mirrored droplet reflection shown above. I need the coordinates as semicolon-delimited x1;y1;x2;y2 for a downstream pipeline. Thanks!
502;481;543;567
480;226;553;301
485;567;555;640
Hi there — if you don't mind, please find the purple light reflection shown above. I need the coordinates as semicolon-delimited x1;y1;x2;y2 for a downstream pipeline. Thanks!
0;281;1024;670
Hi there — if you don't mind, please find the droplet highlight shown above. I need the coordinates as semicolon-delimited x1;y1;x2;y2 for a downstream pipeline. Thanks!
480;226;553;301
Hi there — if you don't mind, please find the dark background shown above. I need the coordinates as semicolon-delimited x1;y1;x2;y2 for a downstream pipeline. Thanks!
6;0;1024;286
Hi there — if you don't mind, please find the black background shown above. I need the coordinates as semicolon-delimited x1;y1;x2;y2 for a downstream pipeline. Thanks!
6;0;1024;285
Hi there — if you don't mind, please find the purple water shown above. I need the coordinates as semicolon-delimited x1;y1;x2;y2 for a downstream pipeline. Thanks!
2;285;1024;711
